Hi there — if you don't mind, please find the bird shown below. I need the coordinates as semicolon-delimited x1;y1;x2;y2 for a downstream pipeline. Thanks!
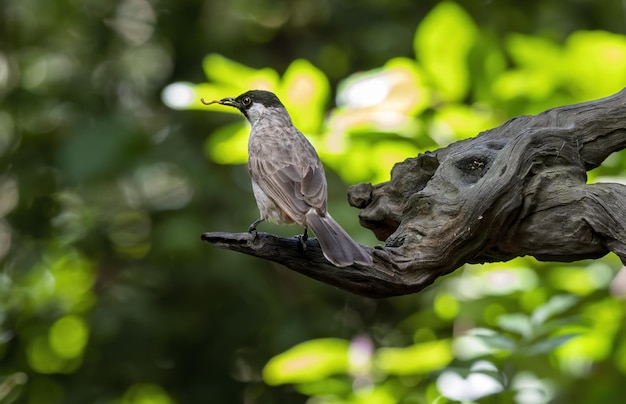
201;89;372;267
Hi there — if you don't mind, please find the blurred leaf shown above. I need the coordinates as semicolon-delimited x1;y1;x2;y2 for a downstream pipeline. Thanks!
202;53;280;92
0;373;27;404
186;82;242;111
523;334;579;356
506;34;563;71
493;34;562;101
376;339;453;375
548;266;600;295
280;59;330;133
294;377;351;397
555;331;614;361
335;57;431;118
433;103;500;141
468;31;508;104
472;333;518;353
497;313;532;338
351;386;398;404
204;122;249;165
436;361;504;402
414;1;477;101
263;339;350;385
564;31;626;99
531;294;578;325
121;383;174;404
530;315;584;340
384;57;432;116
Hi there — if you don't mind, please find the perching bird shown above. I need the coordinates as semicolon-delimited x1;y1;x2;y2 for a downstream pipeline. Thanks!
202;90;372;267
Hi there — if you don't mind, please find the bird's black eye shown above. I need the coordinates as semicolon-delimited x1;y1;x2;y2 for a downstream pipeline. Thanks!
242;96;251;107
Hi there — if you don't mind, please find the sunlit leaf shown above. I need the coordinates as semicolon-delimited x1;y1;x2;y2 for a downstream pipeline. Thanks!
433;103;500;142
505;34;562;70
352;385;398;404
184;82;242;111
202;53;280;92
383;57;432;116
582;298;624;334
414;1;477;101
564;31;626;99
280;59;330;133
493;69;557;103
376;339;453;375
555;332;613;362
263;338;350;385
323;139;419;184
336;57;430;117
204;122;249;165
493;34;562;101
548;266;599;295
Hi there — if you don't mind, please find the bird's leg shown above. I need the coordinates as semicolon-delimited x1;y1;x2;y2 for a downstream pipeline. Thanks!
247;218;264;237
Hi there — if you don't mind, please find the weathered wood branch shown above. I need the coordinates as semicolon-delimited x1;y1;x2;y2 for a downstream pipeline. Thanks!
203;88;626;298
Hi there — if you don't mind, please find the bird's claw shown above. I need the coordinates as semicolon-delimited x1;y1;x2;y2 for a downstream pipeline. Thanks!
248;228;258;240
297;228;308;252
247;218;264;239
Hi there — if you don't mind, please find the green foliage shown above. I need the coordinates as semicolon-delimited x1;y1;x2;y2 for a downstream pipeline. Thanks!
167;2;626;184
263;339;350;385
2;0;626;403
414;1;478;102
255;293;586;403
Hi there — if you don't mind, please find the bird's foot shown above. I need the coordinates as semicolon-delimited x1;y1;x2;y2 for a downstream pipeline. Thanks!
247;218;264;240
297;228;308;252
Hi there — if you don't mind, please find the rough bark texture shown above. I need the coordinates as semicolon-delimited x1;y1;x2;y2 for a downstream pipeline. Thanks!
203;88;626;298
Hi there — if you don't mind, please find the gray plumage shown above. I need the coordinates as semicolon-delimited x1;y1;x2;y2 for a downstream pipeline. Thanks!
206;90;372;267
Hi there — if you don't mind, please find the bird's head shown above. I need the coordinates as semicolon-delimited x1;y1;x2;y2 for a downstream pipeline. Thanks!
202;90;286;123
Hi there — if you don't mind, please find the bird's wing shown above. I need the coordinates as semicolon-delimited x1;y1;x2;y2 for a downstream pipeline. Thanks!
249;146;327;220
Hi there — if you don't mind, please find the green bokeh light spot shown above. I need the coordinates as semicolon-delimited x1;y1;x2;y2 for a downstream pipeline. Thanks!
121;383;174;404
263;338;349;385
49;315;89;359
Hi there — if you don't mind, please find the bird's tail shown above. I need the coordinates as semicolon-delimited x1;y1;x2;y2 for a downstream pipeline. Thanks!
305;211;373;267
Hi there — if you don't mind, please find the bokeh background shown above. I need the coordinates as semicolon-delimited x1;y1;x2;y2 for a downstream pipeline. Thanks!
2;0;626;403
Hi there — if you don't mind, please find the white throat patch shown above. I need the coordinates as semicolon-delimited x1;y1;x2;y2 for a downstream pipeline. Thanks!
246;103;266;124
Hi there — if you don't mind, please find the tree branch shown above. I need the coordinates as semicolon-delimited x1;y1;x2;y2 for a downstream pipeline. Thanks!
203;88;626;298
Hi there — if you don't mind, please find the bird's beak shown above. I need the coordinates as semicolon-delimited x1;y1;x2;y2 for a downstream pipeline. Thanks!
200;97;240;108
218;97;239;108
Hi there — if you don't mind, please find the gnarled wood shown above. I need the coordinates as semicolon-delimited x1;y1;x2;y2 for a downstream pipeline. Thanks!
203;88;626;298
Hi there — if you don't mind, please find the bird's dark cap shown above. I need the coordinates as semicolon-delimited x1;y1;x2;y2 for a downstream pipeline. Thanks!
201;90;284;111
